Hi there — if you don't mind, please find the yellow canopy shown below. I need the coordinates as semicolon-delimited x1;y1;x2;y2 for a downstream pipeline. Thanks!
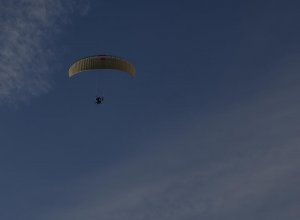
68;55;136;77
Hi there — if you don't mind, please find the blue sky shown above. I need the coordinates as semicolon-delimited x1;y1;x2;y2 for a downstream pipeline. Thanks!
0;0;300;219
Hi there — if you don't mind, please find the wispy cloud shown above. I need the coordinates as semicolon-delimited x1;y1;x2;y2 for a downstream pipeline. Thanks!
0;0;88;104
42;65;300;220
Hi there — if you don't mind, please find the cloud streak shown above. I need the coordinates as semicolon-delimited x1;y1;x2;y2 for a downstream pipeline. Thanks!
42;64;300;220
0;0;86;103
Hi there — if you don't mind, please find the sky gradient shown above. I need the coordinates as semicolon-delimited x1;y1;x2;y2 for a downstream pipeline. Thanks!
0;0;300;219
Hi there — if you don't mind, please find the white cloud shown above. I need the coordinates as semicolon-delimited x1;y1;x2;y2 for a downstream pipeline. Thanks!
43;142;300;220
0;0;86;104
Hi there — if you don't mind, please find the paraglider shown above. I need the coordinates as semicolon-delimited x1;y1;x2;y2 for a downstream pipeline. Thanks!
68;55;136;104
95;96;104;104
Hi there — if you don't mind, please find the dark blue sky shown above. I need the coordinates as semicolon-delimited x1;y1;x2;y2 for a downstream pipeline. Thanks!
0;1;300;219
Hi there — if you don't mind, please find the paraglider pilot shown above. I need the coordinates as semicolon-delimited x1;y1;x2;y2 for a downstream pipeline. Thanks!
95;96;104;104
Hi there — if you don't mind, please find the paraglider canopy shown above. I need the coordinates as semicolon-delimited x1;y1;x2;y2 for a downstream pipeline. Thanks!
68;54;136;77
